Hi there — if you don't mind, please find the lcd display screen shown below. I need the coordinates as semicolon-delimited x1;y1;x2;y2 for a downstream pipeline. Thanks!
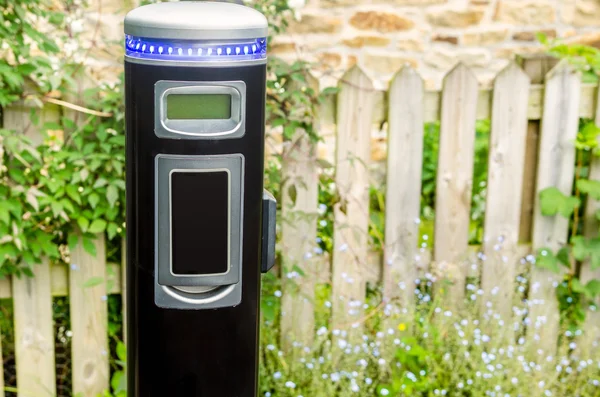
166;94;232;120
171;171;229;275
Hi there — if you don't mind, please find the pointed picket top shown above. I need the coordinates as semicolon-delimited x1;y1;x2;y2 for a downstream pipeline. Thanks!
443;62;478;87
545;58;581;81
391;64;424;90
339;65;374;92
392;63;423;82
494;61;530;88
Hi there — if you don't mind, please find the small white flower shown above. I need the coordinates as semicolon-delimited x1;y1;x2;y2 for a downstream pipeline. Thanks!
285;381;296;389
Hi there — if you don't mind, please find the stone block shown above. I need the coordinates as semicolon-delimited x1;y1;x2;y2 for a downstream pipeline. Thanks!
562;0;600;27
364;53;418;75
342;36;391;48
494;45;545;59
569;31;600;48
270;42;298;54
463;29;509;46
513;29;556;42
315;52;343;71
424;47;491;70
350;11;415;33
287;14;343;34
427;8;485;28
397;38;425;51
495;1;556;25
432;34;459;45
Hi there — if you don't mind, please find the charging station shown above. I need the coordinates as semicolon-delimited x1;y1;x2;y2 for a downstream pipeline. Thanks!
124;2;274;396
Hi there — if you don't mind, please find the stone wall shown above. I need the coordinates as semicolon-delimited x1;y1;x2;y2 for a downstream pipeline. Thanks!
273;0;600;89
79;0;600;90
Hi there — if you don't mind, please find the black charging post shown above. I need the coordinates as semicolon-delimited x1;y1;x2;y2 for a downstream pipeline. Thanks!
124;2;275;395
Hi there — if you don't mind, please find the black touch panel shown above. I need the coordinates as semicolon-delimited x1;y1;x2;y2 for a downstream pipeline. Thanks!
171;171;229;275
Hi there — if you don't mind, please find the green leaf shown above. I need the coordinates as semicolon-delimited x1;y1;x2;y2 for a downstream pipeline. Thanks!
66;185;81;205
539;187;580;218
116;341;127;361
573;236;588;261
572;278;586;294
572;237;600;269
80;168;89;182
107;223;119;240
83;276;104;288
50;201;63;217
557;247;571;267
88;219;107;234
77;217;89;233
577;179;600;201
68;234;79;250
0;204;10;226
107;185;118;208
93;178;108;188
535;248;560;273
88;193;100;209
585;280;600;298
82;236;97;256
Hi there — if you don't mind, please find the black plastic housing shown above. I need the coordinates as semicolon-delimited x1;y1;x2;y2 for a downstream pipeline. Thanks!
125;61;266;397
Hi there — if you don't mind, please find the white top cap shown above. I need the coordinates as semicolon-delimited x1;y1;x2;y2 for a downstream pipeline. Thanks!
125;1;268;41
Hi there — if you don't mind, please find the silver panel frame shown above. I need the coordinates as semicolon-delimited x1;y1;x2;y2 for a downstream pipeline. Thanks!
154;80;246;140
155;154;244;288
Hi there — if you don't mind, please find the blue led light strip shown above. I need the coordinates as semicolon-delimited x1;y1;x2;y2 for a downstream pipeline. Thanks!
125;35;267;61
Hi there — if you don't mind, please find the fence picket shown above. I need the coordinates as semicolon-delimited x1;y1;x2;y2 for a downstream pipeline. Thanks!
383;67;424;305
481;63;530;321
12;259;56;397
580;81;600;357
331;66;376;329
280;76;320;350
433;63;479;303
529;60;581;353
70;234;109;396
280;130;320;350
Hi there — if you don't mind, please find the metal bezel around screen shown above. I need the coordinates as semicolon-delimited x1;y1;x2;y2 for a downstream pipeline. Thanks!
155;154;244;288
154;80;246;140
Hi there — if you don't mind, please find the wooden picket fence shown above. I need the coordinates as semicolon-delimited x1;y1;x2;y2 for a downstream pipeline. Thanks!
1;55;600;397
279;56;600;357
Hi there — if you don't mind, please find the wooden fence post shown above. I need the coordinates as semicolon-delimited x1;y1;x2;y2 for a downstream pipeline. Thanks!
529;60;581;353
580;80;600;357
280;77;320;351
383;66;424;307
481;62;530;322
12;259;56;397
433;63;479;304
331;66;376;331
70;234;109;396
